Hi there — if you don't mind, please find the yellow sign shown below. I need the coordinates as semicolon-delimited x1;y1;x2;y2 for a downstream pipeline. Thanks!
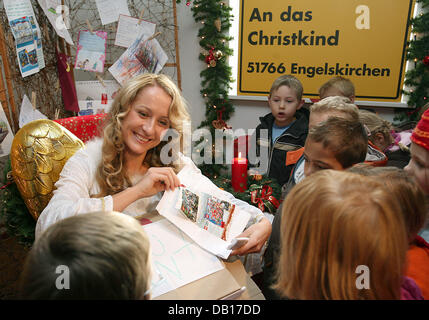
238;0;415;102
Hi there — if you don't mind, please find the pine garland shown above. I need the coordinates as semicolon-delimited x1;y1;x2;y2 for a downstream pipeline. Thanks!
397;0;429;122
0;158;35;247
178;0;235;178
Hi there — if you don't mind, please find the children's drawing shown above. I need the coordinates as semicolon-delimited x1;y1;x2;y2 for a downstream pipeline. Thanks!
9;16;39;77
0;104;14;156
109;33;168;86
74;30;107;73
180;188;199;222
197;194;236;240
178;187;236;240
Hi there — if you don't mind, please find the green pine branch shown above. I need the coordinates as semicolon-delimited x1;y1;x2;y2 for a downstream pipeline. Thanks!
396;0;429;123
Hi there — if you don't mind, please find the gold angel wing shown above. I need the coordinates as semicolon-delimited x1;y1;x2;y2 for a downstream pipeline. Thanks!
10;120;85;220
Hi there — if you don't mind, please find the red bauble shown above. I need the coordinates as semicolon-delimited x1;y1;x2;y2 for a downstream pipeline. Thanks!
423;55;429;66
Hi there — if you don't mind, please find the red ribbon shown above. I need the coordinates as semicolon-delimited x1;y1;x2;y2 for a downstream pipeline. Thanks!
205;47;215;64
251;185;279;212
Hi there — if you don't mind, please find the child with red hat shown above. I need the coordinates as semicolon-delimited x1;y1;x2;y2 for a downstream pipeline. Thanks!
404;108;429;299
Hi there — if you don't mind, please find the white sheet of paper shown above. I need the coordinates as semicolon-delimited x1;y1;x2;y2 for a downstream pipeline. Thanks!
156;164;251;259
75;80;120;115
4;0;45;69
142;219;224;298
19;95;48;128
37;0;73;45
109;33;168;86
114;14;156;48
95;0;130;25
0;103;14;157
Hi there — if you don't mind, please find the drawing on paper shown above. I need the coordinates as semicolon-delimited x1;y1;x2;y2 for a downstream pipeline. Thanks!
198;194;235;240
180;188;199;222
178;187;236;240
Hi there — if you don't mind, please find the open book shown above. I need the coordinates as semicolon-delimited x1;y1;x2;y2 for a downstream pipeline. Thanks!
156;163;252;259
177;187;236;241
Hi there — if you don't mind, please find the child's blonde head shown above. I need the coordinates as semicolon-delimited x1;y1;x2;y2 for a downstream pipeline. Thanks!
319;76;355;100
274;170;408;300
347;165;427;243
358;110;394;151
310;96;359;121
269;75;303;100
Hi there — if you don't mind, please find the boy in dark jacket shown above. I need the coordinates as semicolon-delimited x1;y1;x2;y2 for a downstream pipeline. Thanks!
248;75;308;187
262;114;368;300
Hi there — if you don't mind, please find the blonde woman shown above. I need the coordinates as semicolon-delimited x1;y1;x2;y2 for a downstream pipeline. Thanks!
274;170;410;300
36;73;270;256
21;212;153;299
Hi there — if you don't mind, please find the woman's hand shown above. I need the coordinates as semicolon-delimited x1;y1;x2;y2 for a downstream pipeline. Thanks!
113;167;180;212
134;167;181;198
230;217;272;256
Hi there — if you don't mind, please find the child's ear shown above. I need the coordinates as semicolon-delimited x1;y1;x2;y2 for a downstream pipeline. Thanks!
349;95;356;103
297;99;305;110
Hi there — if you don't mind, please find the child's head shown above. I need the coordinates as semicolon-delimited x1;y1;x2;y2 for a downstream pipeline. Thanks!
303;117;368;176
20;212;152;300
348;165;427;243
268;75;304;126
309;96;359;129
274;170;408;299
318;76;355;102
358;110;394;151
405;108;429;194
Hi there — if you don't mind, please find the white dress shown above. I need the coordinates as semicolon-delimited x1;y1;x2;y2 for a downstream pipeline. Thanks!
35;138;265;239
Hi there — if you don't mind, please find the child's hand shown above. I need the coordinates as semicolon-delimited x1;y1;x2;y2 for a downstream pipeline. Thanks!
230;217;272;256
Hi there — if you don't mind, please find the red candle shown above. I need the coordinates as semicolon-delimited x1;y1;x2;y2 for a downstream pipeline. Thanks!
232;152;248;192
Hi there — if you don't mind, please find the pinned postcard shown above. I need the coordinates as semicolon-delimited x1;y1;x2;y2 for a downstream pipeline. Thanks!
9;16;39;77
4;0;45;69
0;103;14;157
156;165;251;259
18;94;48;128
109;33;168;86
75;80;120;115
114;14;156;48
74;30;107;73
95;0;130;25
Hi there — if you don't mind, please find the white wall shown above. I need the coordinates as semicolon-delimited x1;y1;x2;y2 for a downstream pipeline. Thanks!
176;4;399;132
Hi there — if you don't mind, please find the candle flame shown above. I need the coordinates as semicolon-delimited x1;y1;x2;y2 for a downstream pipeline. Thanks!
238;152;242;158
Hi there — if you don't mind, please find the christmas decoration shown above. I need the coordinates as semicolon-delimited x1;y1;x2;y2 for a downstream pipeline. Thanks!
212;175;282;214
211;108;231;130
0;159;35;247
57;49;79;113
231;153;248;192
177;0;234;179
397;0;429;123
249;184;280;213
10;120;84;220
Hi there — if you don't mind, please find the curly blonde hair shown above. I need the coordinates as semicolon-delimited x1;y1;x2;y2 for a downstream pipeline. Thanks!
96;73;190;196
